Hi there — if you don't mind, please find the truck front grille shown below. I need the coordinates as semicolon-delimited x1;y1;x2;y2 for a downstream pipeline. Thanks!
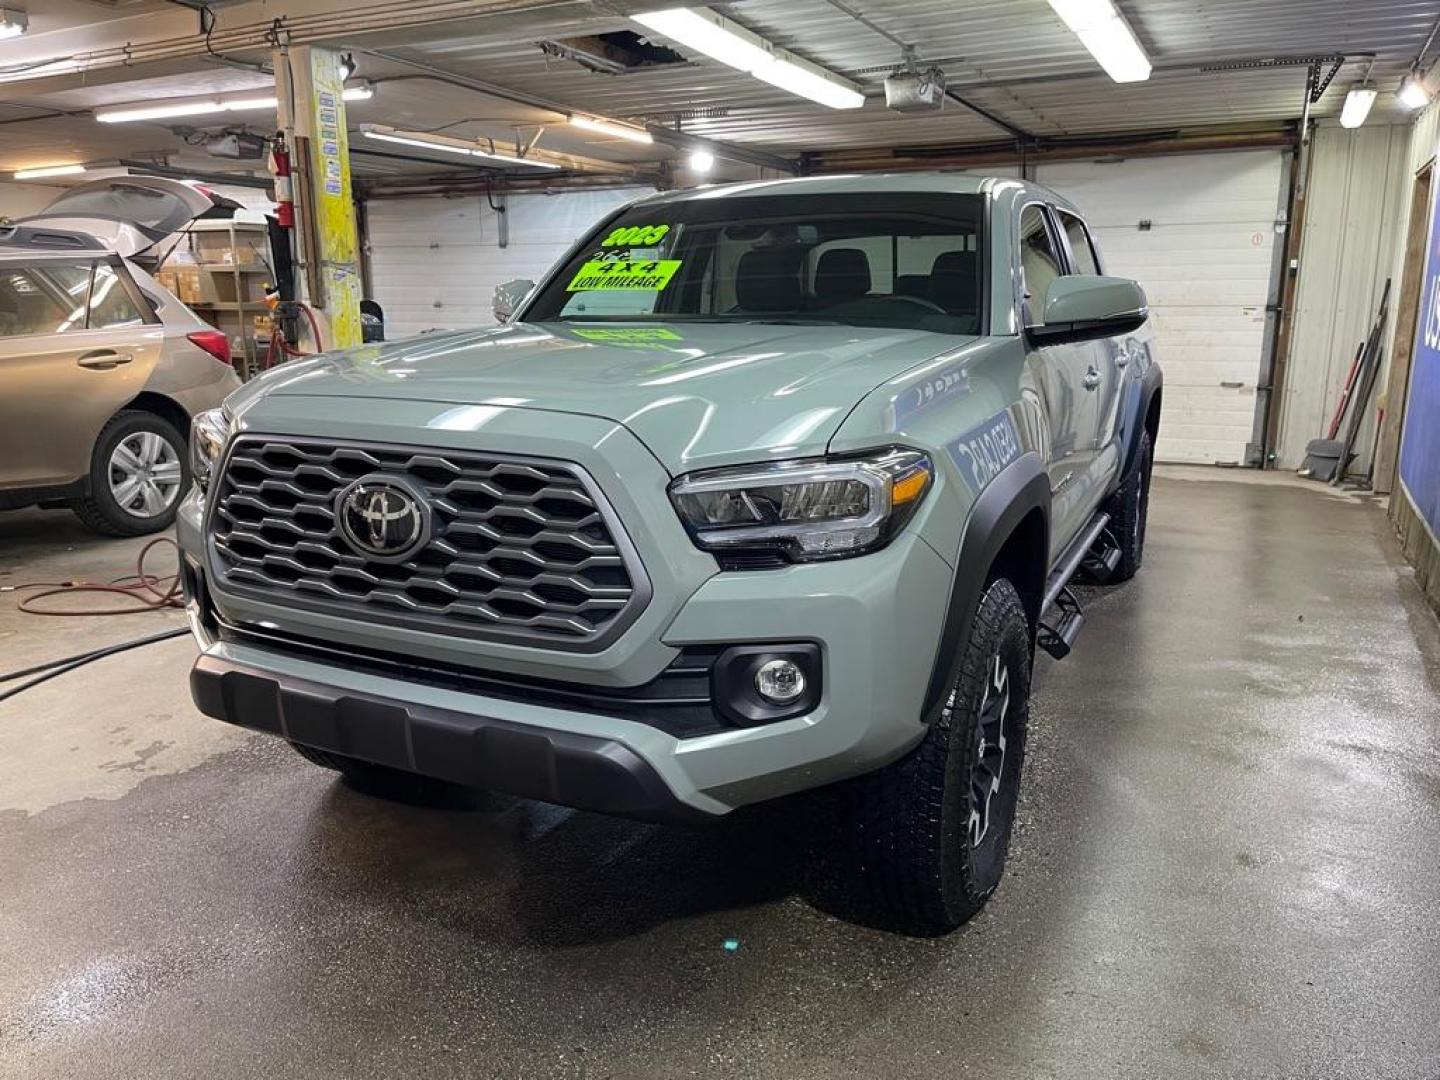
208;437;647;650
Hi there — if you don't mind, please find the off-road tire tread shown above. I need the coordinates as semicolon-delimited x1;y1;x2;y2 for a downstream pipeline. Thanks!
843;578;1031;935
1103;429;1153;583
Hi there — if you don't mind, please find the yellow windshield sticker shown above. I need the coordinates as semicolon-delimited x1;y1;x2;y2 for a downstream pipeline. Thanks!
601;223;671;247
568;258;681;291
571;327;683;342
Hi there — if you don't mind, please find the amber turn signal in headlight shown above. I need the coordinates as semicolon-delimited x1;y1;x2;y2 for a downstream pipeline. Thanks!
669;447;933;563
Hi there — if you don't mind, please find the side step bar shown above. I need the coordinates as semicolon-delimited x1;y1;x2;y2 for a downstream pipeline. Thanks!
1037;512;1117;660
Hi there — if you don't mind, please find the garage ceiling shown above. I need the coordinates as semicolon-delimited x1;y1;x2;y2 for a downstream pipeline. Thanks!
378;0;1437;148
0;0;1435;183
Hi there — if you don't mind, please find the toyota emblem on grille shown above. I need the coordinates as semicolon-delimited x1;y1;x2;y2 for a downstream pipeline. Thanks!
335;476;430;561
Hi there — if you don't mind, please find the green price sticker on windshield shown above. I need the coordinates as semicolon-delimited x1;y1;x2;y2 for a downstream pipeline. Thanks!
568;258;682;292
601;223;671;247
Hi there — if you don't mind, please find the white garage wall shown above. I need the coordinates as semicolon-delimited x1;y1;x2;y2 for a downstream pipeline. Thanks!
365;186;653;339
1037;151;1286;465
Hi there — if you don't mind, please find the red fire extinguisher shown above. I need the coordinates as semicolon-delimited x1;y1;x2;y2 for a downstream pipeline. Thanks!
270;134;294;230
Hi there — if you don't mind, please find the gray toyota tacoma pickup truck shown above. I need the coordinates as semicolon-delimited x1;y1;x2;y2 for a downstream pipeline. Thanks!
179;174;1161;933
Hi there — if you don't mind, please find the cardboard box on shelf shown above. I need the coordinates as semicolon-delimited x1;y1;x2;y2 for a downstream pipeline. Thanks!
172;268;202;304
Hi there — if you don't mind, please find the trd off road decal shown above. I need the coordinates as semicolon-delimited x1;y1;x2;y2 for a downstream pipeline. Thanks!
948;411;1022;493
567;258;682;291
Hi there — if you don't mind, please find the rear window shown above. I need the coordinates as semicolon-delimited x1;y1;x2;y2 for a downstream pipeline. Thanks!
521;193;985;336
40;182;195;236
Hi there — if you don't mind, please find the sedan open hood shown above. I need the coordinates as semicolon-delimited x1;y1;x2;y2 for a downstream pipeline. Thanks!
235;321;973;473
18;176;224;262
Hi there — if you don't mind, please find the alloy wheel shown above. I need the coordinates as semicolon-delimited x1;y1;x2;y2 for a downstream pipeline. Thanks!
967;654;1010;848
109;431;183;518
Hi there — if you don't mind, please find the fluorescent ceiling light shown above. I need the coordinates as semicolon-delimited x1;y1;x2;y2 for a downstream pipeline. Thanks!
634;8;773;71
1398;71;1432;110
633;7;865;109
362;129;475;157
688;149;715;172
0;8;26;39
95;83;374;123
568;115;654;144
359;124;560;169
1340;86;1378;129
14;164;86;180
1046;0;1152;83
753;58;865;110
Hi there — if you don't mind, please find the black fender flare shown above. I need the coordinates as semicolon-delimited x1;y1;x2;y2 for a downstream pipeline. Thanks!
921;451;1051;723
1116;361;1163;487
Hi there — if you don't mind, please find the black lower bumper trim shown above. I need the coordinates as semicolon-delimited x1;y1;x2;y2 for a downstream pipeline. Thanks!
190;655;713;824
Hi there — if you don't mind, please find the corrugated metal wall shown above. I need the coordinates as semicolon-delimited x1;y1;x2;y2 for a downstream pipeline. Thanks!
1276;124;1410;471
365;187;652;339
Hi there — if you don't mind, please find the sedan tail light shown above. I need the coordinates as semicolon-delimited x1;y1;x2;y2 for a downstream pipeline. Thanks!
186;329;232;367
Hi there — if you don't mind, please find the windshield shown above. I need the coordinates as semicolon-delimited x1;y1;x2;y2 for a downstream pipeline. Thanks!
521;192;985;335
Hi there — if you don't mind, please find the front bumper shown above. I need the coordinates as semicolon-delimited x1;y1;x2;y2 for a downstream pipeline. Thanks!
191;654;704;823
183;521;954;818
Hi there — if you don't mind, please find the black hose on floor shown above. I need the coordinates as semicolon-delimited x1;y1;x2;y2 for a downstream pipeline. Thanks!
1;538;191;705
0;627;190;705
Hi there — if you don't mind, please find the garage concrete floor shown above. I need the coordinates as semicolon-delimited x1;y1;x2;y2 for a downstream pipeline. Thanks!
1;470;1438;1079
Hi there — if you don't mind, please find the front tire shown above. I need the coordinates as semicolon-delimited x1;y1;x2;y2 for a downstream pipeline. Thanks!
835;578;1032;934
70;410;189;537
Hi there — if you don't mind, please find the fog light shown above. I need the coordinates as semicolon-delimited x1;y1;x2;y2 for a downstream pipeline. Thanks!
755;659;805;703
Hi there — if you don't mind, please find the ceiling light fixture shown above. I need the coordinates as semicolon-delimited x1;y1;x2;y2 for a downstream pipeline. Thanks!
0;7;27;39
568;115;654;144
359;124;561;169
1045;0;1152;83
1340;85;1378;128
632;7;865;109
688;149;715;172
1398;70;1432;110
95;83;374;123
13;164;86;180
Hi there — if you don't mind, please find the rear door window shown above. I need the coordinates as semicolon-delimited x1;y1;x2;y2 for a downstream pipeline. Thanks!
1057;210;1102;276
0;265;82;337
0;259;151;337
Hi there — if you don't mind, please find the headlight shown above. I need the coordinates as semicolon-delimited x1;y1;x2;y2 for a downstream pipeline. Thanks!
669;447;933;563
190;408;231;493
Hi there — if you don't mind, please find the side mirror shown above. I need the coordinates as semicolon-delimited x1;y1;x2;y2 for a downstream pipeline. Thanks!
1029;275;1148;345
492;278;535;323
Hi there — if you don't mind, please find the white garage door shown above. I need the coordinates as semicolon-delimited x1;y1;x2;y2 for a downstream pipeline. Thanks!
1038;151;1285;465
366;186;652;339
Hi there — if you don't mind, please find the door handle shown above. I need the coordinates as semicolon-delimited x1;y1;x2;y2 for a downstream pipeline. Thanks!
1082;367;1102;390
1114;353;1130;369
77;350;133;370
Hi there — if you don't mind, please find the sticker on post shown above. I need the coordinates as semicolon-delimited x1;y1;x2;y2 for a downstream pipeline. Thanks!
567;259;681;291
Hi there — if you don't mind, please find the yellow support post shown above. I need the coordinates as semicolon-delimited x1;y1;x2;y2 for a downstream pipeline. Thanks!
280;45;363;349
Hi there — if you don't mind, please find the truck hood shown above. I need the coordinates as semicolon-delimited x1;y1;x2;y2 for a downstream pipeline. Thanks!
238;321;971;472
